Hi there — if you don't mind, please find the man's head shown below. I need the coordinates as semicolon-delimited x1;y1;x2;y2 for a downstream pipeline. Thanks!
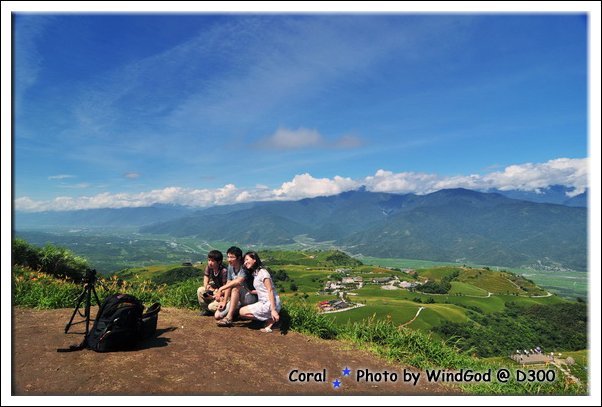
226;246;243;267
207;250;223;271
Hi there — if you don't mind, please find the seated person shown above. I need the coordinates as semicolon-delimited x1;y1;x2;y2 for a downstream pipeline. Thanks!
197;250;228;316
238;251;281;333
214;246;257;326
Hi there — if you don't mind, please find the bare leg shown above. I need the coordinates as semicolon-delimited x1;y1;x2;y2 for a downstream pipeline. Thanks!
214;288;232;320
225;286;240;321
263;318;275;331
238;305;255;320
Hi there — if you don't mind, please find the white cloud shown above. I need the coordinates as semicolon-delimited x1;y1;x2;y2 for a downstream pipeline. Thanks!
124;172;143;179
364;170;439;194
252;127;363;151
14;158;589;212
48;174;75;180
57;183;90;189
332;134;364;149
254;127;324;150
480;158;589;195
272;174;358;200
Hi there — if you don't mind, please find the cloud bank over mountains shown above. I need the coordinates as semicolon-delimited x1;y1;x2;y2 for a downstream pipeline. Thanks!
14;158;588;212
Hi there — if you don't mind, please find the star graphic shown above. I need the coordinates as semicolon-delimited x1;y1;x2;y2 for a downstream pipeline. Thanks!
342;367;351;376
333;379;341;388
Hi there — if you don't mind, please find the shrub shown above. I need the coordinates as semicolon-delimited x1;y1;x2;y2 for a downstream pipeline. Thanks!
13;238;89;282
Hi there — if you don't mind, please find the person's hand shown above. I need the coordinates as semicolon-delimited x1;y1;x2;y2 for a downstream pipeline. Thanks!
271;309;279;322
217;302;225;311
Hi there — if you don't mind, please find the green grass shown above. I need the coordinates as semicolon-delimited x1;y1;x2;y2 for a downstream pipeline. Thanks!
357;256;468;270
325;303;421;326
415;266;461;280
449;281;489;296
520;270;588;301
457;269;521;294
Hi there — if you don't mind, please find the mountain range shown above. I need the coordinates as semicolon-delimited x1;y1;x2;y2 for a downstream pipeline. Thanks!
139;188;586;271
13;204;196;228
13;187;587;272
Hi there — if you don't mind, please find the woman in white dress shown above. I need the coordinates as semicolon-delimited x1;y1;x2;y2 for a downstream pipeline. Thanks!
238;251;281;332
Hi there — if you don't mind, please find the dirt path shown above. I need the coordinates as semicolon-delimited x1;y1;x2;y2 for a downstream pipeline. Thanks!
11;307;462;396
401;306;425;327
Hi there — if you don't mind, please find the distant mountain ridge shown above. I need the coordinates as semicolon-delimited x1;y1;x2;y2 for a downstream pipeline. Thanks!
489;185;587;207
138;188;587;272
13;204;196;228
13;188;587;272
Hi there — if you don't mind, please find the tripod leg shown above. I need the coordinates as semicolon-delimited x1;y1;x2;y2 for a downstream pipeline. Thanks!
64;284;88;333
91;285;102;307
83;283;93;340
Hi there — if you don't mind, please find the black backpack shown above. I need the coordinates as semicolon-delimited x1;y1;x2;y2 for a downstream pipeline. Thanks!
86;293;143;352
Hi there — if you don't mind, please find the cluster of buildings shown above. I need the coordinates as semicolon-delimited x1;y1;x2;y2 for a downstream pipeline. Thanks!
322;272;425;292
318;299;350;311
324;276;364;291
322;271;424;294
316;269;425;313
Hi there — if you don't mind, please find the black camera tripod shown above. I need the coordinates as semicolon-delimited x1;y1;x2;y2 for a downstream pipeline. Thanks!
58;268;107;352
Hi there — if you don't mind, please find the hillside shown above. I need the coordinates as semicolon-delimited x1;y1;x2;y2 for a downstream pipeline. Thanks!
115;256;573;334
13;307;457;396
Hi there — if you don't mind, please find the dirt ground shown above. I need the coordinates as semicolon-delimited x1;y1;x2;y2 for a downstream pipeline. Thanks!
11;306;462;396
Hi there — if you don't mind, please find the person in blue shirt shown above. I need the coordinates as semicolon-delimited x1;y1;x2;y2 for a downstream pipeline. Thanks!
214;246;257;326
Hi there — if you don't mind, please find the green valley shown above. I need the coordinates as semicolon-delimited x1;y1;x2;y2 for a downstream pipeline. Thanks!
111;249;585;361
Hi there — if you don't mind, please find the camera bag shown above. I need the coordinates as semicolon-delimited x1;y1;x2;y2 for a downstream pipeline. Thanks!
140;302;161;339
87;293;145;352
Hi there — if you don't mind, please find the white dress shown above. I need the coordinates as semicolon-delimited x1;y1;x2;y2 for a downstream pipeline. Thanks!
247;268;281;321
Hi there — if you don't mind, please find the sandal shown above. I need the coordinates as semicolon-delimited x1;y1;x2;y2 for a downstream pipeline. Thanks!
261;327;273;333
217;317;233;327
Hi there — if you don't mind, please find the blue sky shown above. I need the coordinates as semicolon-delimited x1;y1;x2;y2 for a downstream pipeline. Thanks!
6;6;597;212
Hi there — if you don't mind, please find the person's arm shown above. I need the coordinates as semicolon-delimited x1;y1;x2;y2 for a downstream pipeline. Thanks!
215;276;244;305
202;266;215;299
264;278;279;322
216;276;244;293
203;275;216;300
217;287;231;311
